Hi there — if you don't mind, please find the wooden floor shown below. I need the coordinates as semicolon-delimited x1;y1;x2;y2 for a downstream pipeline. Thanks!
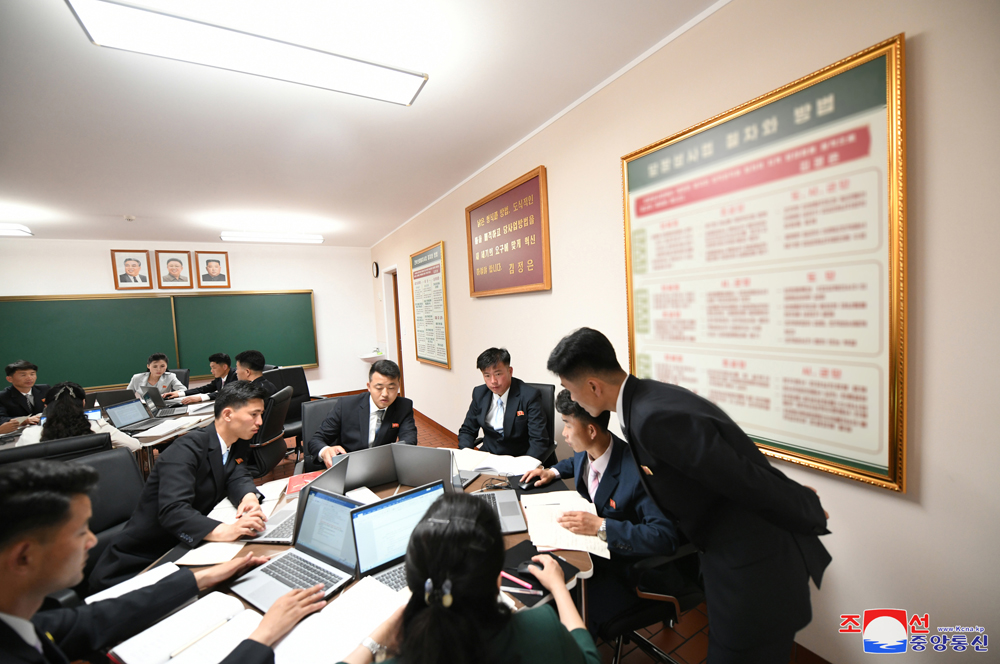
256;410;827;664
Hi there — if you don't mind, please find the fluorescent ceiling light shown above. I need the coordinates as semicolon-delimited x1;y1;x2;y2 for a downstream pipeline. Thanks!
0;224;34;237
64;0;429;105
221;231;324;244
0;201;61;222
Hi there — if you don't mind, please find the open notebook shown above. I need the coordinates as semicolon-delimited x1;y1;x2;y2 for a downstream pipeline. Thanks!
109;592;260;664
451;448;541;477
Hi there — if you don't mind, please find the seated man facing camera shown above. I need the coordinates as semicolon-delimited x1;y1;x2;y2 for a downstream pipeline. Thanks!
0;460;325;664
522;390;679;633
307;359;416;469
458;347;550;461
90;381;271;591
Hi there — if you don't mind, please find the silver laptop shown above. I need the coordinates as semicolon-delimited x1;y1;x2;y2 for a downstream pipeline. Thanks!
343;445;397;492
351;481;446;591
475;488;527;534
244;460;349;545
139;386;187;417
231;486;358;611
391;444;459;494
104;398;167;433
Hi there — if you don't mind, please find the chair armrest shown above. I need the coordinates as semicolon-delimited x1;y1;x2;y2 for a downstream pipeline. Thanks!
45;588;82;610
632;542;700;572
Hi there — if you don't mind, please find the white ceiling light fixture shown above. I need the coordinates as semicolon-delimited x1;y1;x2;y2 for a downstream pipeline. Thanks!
221;231;324;244
64;0;429;106
0;224;34;237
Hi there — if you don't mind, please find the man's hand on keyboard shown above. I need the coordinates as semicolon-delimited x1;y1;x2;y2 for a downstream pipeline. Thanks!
205;512;267;541
193;551;271;590
248;584;327;647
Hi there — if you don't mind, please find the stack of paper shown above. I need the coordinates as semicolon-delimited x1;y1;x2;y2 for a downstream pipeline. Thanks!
520;491;610;559
187;401;216;415
142;415;207;438
274;576;409;664
175;542;246;566
452;448;541;477
86;563;180;604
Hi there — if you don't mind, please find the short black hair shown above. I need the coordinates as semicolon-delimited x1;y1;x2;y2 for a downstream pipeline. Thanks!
0;460;98;551
123;257;141;266
214;380;269;418
206;259;221;266
5;360;38;377
234;350;265;373
547;328;623;381
146;352;168;365
208;352;231;367
555;389;609;432
370;359;400;381
166;258;182;266
476;348;511;371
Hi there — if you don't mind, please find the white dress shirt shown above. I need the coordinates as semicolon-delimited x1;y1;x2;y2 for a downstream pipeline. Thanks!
485;387;510;433
369;397;386;446
615;375;629;440
0;611;42;652
218;431;230;465
585;441;614;503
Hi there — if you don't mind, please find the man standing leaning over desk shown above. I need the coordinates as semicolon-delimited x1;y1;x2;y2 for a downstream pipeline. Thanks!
235;350;278;399
522;389;679;634
0;460;325;664
89;381;271;592
165;352;237;404
307;359;416;469
0;361;48;435
458;347;551;462
547;328;831;663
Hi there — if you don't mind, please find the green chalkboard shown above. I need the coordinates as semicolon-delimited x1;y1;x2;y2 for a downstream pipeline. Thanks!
0;296;177;389
173;292;317;373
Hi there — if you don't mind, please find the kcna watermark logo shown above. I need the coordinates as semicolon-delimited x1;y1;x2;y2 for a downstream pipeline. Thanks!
839;609;988;654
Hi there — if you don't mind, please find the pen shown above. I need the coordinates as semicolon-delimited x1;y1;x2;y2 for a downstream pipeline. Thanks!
500;571;533;589
500;586;544;596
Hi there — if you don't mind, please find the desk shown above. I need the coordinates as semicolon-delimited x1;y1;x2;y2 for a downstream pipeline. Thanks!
133;412;214;477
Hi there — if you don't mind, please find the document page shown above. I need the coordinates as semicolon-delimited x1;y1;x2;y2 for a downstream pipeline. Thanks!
170;609;262;664
86;563;180;605
451;448;541;476
520;491;611;559
175;541;245;566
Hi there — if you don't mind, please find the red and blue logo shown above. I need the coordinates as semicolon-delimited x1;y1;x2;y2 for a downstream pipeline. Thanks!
862;609;908;654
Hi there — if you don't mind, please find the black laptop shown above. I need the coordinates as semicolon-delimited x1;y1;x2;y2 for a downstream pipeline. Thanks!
140;386;188;417
103;398;168;433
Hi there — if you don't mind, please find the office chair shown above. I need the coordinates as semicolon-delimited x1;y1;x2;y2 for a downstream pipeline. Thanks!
0;432;112;465
85;389;138;409
524;382;558;467
276;366;318;459
597;543;705;664
298;396;340;473
244;386;292;479
169;368;190;388
263;364;278;371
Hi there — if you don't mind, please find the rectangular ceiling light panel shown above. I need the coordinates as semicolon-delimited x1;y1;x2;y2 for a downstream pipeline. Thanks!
65;0;428;105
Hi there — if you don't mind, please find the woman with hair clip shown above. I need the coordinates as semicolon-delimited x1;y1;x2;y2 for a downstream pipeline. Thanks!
16;382;140;451
338;493;600;664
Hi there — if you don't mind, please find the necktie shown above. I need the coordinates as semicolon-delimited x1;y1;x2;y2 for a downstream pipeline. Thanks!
25;392;33;409
371;409;385;447
221;446;229;465
590;467;600;499
494;397;505;434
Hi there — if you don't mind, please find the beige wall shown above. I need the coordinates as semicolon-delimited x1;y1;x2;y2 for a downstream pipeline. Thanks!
371;0;1000;659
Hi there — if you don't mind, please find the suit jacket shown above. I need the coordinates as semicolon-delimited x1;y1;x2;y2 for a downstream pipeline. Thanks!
118;273;147;283
0;385;49;420
185;369;237;398
0;570;272;664
252;375;278;399
202;273;227;281
89;423;261;591
457;378;550;460
619;375;831;648
552;435;678;560
307;392;417;460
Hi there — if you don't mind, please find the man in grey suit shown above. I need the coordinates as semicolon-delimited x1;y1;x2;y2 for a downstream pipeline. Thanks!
118;257;147;283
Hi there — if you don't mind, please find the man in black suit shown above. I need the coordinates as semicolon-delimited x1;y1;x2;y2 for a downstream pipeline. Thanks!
457;348;550;461
118;257;147;283
0;459;325;664
164;352;237;404
307;359;417;469
235;349;278;399
89;381;272;591
202;258;227;281
0;361;49;435
547;328;831;663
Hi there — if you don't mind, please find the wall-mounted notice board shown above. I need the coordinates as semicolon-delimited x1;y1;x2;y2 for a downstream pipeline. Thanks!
410;242;451;369
622;36;907;491
0;290;317;390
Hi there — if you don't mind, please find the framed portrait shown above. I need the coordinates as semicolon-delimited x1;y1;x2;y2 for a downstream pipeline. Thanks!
195;251;231;288
155;251;194;289
622;36;907;491
110;250;153;290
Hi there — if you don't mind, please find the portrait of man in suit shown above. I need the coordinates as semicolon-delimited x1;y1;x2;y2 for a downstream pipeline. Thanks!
119;258;147;283
196;251;231;288
202;259;226;281
163;258;188;282
112;251;152;289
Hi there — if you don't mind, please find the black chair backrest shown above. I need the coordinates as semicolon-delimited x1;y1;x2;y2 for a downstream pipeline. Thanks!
0;432;112;465
262;368;285;391
85;389;137;409
169;368;190;388
279;366;312;422
302;397;339;444
263;364;278;371
252;386;293;446
69;447;145;591
525;382;557;466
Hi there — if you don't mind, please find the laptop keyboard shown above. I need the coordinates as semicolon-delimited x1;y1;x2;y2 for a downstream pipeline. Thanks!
263;552;345;591
374;564;407;591
478;491;499;512
266;517;295;540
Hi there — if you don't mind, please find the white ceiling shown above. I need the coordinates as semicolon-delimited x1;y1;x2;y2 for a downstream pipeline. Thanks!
0;0;720;246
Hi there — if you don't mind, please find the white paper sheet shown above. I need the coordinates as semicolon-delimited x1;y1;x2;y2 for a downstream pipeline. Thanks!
207;495;282;524
142;415;208;438
86;563;180;604
520;491;610;559
345;486;381;505
451;448;541;476
258;478;288;501
170;609;262;664
175;541;246;566
187;401;216;415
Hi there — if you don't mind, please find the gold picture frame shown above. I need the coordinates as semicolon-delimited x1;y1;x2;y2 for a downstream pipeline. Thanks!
621;35;907;491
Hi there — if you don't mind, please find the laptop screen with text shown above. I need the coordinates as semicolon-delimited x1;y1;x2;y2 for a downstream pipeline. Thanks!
352;482;444;575
296;489;358;570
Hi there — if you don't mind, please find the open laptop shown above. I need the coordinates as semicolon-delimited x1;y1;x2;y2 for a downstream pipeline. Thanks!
343;445;397;492
139;386;188;417
40;408;103;426
245;459;350;545
103;398;168;434
231;485;359;611
351;481;446;591
474;488;527;535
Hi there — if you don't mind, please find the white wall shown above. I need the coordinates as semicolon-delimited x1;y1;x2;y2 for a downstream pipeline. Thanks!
371;0;1000;660
0;239;377;396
